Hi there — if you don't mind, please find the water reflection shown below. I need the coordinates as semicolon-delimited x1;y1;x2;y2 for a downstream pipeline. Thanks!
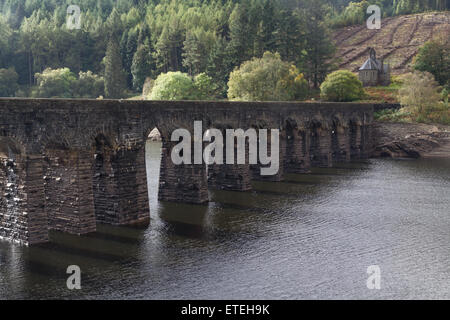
0;141;449;299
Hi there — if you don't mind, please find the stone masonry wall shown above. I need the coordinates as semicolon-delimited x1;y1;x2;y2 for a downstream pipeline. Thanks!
0;99;375;245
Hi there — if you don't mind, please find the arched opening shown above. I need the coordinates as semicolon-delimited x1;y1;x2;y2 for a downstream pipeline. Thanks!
145;127;163;214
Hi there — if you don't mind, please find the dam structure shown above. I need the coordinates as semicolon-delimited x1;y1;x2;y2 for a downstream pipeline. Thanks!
0;99;374;245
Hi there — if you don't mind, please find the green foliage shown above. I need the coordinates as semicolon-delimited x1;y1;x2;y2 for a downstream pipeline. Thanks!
320;70;365;102
374;108;414;122
331;1;370;28
385;70;450;125
299;0;337;88
227;52;309;101
0;0;446;98
194;73;219;100
0;67;19;97
104;37;126;99
148;71;218;101
398;71;441;112
442;88;449;103
206;36;233;98
148;71;198;101
74;71;105;98
32;68;104;98
182;28;216;76
131;44;155;92
33;67;77;98
413;39;450;88
329;0;449;27
394;0;448;15
0;16;11;49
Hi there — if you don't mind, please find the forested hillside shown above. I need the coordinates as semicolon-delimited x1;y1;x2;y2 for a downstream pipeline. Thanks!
335;11;450;75
0;0;448;99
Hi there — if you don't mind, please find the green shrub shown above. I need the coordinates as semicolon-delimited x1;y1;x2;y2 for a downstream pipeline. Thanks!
147;72;218;101
441;88;449;103
148;72;199;100
74;71;105;98
320;70;365;102
193;73;218;100
374;108;413;122
330;1;370;28
397;71;441;114
32;68;104;99
34;68;77;98
227;52;309;102
376;71;449;125
0;67;19;97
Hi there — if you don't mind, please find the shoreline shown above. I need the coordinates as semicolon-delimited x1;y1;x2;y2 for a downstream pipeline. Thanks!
372;121;450;159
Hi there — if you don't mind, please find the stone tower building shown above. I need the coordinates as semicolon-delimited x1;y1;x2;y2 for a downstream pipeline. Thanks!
358;48;390;87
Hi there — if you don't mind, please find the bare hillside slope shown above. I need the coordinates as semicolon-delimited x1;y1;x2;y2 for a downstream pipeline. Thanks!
334;12;450;75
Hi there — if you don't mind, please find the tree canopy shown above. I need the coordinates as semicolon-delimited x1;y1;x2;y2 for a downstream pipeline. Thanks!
413;38;450;88
0;0;447;99
320;70;365;102
228;52;309;101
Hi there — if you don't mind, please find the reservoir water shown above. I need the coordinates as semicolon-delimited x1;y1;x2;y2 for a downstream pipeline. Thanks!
0;141;449;299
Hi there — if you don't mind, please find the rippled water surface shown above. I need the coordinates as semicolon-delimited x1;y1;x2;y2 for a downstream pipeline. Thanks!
1;141;449;299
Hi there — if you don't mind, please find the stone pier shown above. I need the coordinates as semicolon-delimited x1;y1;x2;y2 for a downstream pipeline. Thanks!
310;122;333;168
285;122;311;173
1;149;48;245
159;141;209;204
44;148;96;235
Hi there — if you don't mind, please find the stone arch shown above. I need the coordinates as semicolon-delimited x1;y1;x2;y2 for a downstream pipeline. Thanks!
143;126;164;210
144;123;168;144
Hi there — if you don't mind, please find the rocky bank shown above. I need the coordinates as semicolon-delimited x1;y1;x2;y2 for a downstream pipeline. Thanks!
372;122;450;159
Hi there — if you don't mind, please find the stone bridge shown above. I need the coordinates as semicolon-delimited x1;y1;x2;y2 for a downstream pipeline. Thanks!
0;99;374;245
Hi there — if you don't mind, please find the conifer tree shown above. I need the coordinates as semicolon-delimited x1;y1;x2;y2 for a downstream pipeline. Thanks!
132;43;155;92
206;36;233;98
228;3;252;67
299;0;337;88
104;37;126;99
